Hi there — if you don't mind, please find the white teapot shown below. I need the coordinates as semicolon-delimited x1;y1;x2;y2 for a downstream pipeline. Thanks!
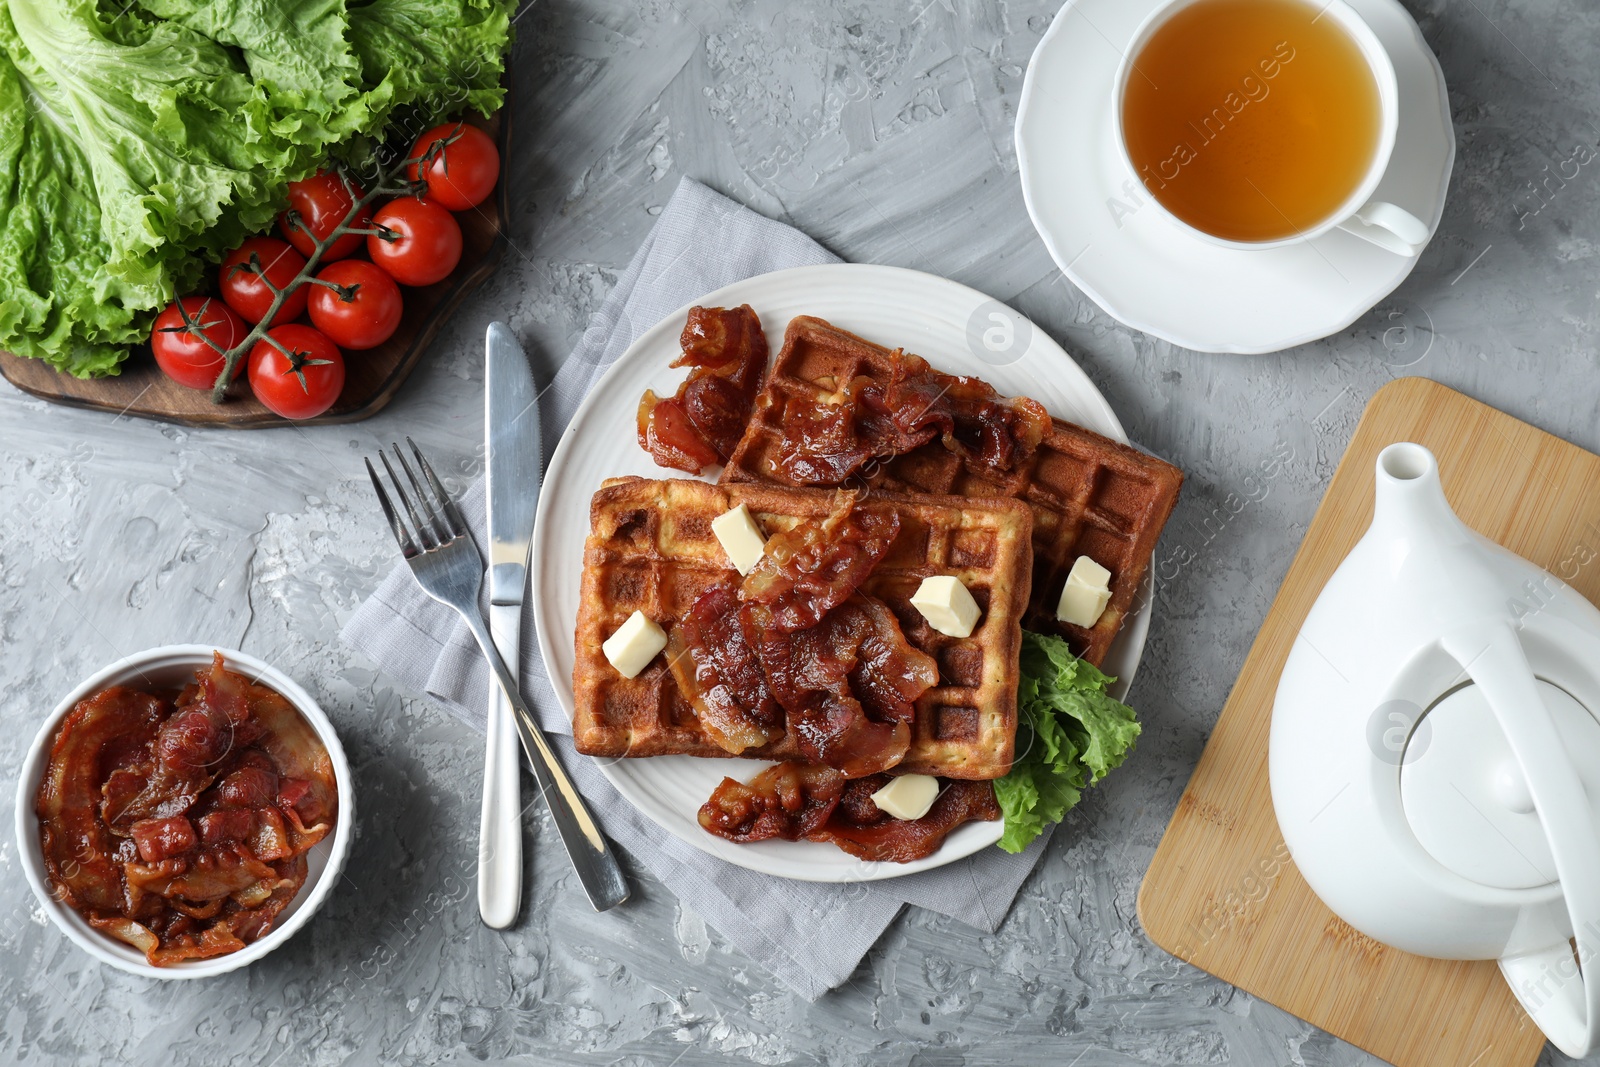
1270;442;1600;1057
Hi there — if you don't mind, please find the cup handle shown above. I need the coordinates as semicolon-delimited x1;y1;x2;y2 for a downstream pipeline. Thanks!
1336;201;1431;257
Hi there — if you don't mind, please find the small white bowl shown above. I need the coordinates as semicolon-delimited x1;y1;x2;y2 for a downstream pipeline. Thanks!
14;645;354;979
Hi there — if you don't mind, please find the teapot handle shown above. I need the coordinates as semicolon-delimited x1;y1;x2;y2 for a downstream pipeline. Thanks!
1442;624;1600;1058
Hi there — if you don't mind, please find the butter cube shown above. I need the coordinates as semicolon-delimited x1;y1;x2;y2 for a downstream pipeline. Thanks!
602;611;667;679
870;774;941;821
909;575;983;638
1056;555;1112;628
711;503;767;575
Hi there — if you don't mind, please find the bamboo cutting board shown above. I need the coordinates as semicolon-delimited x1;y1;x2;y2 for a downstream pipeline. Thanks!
1135;376;1600;1067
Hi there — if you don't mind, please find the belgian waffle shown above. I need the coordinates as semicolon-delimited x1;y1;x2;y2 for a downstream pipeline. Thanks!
721;316;1184;666
573;477;1033;779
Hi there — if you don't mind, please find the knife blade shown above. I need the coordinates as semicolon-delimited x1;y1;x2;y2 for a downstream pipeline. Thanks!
479;321;541;928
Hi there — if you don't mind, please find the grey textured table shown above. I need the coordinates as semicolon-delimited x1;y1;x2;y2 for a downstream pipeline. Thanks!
1;1;1593;1064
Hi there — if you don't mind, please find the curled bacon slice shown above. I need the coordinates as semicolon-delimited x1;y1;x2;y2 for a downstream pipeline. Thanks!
810;776;1001;863
699;761;845;842
148;922;246;967
774;349;1050;485
249;808;293;862
638;305;769;474
636;393;718;473
667;583;783;754
89;916;160;958
36;686;165;914
106;653;256;831
698;764;1003;863
755;595;936;777
740;490;899;633
227;854;307;943
126;844;276;903
247;684;337;853
877;353;1049;473
771;375;907;484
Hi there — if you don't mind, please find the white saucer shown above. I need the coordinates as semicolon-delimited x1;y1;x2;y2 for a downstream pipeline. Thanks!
532;264;1153;882
1015;0;1455;354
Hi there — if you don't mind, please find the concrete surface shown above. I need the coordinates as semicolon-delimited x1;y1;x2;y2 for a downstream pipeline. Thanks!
2;0;1596;1063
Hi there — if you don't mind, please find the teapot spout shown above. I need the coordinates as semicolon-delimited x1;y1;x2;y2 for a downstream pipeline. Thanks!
1371;443;1470;547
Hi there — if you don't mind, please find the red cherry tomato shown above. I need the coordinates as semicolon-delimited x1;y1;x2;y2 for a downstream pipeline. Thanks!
220;237;307;325
307;260;403;350
278;170;369;261
406;122;499;211
367;198;462;287
150;296;248;390
246;324;346;420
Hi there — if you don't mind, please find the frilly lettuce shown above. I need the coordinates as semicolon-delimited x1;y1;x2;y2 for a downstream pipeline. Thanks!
994;630;1142;853
0;0;514;378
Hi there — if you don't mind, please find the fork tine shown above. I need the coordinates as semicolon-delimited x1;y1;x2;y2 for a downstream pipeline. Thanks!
408;436;468;539
366;458;419;557
391;442;450;545
380;449;437;550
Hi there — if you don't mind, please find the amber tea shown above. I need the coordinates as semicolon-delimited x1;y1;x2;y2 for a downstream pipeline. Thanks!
1120;0;1384;243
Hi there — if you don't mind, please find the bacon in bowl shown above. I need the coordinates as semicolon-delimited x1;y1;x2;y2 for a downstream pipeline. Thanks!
33;652;339;967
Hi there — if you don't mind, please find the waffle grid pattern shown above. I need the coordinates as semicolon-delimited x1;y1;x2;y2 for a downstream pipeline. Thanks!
721;315;1184;665
572;477;1033;779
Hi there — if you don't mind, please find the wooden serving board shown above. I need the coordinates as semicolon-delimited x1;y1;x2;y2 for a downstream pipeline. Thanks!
1136;377;1600;1067
0;106;511;429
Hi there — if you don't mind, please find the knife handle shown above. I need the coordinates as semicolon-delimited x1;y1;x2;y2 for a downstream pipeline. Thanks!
459;607;630;912
478;603;524;928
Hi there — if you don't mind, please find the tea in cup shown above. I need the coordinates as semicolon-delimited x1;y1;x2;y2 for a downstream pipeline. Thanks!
1115;0;1429;256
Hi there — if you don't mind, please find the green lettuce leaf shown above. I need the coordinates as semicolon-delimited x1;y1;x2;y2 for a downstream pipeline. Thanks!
347;0;513;120
995;630;1142;853
0;1;282;373
135;0;375;153
0;0;514;378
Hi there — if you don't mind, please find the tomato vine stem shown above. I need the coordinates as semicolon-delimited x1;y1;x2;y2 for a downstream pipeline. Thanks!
203;157;430;404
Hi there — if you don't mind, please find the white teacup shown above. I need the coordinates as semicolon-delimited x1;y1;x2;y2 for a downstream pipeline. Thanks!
1112;0;1431;258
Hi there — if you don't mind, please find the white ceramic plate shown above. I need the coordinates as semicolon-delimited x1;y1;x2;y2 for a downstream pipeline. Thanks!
1015;0;1455;354
532;263;1152;881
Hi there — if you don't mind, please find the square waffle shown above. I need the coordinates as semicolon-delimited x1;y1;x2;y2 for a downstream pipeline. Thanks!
572;476;1034;779
721;315;1184;666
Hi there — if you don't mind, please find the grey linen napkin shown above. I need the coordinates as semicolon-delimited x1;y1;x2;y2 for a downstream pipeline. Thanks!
342;177;1048;1000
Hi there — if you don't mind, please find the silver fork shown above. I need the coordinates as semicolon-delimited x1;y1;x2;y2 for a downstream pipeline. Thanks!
366;438;629;912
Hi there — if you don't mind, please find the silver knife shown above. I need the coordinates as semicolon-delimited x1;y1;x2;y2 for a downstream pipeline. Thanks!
479;322;541;928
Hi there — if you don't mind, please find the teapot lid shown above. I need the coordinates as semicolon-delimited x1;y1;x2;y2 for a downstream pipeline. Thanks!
1400;680;1600;890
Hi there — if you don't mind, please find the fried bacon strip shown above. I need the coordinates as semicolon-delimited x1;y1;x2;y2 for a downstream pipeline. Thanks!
104;655;259;831
246;682;337;853
739;490;899;633
698;761;846;842
37;686;165;914
769;375;896;484
812;775;1001;863
35;653;337;966
668;583;783;755
753;595;936;777
699;763;1001;862
738;495;924;776
753;493;928;774
774;349;1050;486
638;304;769;474
668;492;934;775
